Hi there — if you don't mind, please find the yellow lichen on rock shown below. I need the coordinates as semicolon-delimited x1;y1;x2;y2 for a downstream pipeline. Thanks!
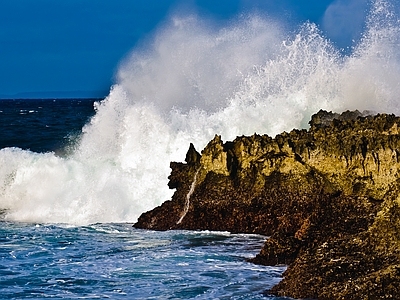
199;135;229;176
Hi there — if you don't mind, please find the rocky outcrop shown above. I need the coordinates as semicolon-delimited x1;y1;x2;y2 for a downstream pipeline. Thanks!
134;110;400;299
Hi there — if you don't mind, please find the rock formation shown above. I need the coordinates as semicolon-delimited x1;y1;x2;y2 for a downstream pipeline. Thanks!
134;110;400;299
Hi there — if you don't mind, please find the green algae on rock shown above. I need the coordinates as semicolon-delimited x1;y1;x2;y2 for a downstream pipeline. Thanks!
134;110;400;299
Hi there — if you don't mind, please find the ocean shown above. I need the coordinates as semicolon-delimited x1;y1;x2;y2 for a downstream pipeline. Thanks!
1;0;400;298
0;222;287;299
0;99;97;153
0;99;288;299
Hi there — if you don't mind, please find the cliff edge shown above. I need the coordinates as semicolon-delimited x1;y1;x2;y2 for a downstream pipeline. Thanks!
134;110;400;299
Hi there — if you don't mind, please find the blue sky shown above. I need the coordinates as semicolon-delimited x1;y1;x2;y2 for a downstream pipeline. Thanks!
0;0;371;98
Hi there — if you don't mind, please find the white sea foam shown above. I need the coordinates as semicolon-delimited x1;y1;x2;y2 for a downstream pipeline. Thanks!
1;0;400;224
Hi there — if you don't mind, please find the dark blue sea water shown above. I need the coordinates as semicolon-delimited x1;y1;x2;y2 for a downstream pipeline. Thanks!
0;99;97;153
0;99;289;299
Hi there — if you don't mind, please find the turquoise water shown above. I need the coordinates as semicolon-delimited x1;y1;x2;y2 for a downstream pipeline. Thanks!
0;222;288;299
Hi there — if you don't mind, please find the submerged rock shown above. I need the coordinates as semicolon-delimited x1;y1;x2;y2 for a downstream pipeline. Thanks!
134;110;400;299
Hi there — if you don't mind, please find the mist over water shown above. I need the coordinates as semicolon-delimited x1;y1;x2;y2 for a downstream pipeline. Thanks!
1;0;400;225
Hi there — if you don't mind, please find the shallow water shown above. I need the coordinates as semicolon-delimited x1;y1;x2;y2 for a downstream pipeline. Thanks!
0;222;289;299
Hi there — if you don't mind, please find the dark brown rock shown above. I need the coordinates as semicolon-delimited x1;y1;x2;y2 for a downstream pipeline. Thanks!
134;110;400;299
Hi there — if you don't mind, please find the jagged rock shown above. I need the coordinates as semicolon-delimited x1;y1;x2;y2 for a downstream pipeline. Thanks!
185;143;201;166
134;110;400;299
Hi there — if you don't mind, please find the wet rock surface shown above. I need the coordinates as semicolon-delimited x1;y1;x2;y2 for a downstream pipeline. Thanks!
134;110;400;299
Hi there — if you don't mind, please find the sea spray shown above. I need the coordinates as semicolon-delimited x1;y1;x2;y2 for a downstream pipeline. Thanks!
1;0;400;225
